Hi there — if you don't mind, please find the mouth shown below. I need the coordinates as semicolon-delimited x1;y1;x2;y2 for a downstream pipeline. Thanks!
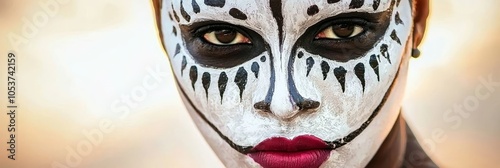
248;135;332;168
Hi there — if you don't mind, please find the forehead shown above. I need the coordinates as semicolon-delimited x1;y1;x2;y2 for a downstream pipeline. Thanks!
173;0;393;12
169;0;395;24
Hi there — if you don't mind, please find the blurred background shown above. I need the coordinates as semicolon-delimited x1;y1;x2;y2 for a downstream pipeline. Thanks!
0;0;499;167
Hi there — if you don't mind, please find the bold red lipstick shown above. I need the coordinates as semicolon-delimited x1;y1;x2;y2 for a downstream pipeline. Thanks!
248;135;332;168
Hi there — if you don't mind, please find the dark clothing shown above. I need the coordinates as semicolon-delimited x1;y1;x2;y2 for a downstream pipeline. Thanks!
367;115;438;168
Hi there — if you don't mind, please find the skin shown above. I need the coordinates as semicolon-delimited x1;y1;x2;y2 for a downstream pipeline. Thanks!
152;0;429;167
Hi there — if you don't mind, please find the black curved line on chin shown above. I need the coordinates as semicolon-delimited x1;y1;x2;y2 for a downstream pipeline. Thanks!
175;57;402;154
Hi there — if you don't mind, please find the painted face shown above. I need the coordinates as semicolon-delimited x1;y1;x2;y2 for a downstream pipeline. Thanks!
156;0;413;167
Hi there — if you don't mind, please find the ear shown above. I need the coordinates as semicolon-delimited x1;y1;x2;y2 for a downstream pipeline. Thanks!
412;0;430;48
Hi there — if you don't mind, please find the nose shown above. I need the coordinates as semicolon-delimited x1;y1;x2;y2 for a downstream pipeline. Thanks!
253;42;322;120
254;75;320;120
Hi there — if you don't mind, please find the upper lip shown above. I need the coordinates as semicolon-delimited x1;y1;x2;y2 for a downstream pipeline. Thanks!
250;135;331;152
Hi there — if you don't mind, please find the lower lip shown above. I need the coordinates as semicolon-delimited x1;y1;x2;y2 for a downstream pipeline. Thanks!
248;149;331;168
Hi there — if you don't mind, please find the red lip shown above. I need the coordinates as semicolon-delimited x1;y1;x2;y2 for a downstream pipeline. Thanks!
248;135;332;168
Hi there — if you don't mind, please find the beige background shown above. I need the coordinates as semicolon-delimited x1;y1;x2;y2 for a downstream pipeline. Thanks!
0;0;499;167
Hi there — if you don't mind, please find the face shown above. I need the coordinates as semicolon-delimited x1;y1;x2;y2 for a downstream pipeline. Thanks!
156;0;416;167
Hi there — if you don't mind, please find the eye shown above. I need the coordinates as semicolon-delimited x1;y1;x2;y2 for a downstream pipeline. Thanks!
203;29;251;45
315;23;364;40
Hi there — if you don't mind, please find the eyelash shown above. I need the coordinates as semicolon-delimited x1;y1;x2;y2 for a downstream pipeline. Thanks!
191;17;376;48
314;18;374;42
194;25;250;45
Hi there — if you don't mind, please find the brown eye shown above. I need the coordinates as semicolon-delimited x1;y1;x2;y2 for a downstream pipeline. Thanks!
203;29;251;45
316;23;364;39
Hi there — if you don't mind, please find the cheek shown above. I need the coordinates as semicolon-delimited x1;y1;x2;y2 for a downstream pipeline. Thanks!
170;49;275;145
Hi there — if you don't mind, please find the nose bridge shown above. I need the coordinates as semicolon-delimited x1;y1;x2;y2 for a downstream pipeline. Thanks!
254;46;320;120
252;0;320;120
269;64;296;118
284;49;321;111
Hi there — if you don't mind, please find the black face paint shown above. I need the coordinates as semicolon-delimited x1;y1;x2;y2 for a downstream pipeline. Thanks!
168;13;174;21
172;26;178;36
307;5;319;16
189;66;198;90
296;99;320;111
229;8;248;20
251;62;260;78
327;0;340;4
369;54;380;81
181;55;187;76
349;0;364;9
373;0;380;10
172;4;180;22
202;72;211;98
354;63;366;92
234;67;248;101
380;44;391;64
306;57;315;77
262;48;276;109
333;66;347;92
321;61;330;80
174;43;181;57
270;0;284;48
179;22;266;68
395;12;404;25
390;30;401;45
192;0;200;13
180;0;191;22
296;10;393;62
204;0;225;7
297;51;304;58
218;72;228;103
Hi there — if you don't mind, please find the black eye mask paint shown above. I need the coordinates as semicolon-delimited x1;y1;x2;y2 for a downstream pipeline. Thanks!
298;11;393;62
177;8;392;68
180;22;267;68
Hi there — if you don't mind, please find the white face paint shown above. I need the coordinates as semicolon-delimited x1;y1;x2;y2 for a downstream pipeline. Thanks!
158;0;413;167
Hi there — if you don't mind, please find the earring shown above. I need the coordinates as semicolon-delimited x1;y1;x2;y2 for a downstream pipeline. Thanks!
411;48;421;58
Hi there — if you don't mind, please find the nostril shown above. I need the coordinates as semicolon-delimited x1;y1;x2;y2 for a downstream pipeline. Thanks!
296;99;320;111
254;101;271;112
